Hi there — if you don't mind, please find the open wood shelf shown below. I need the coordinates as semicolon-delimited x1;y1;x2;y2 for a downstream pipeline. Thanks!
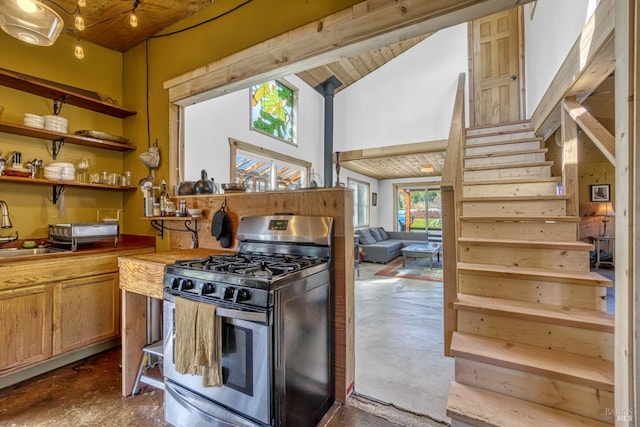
140;216;203;221
0;121;136;153
0;68;136;118
0;175;136;191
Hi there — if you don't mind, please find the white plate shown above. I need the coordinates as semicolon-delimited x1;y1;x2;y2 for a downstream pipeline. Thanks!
24;122;45;129
43;115;68;124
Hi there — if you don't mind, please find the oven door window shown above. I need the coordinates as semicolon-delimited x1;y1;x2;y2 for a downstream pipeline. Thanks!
222;320;253;395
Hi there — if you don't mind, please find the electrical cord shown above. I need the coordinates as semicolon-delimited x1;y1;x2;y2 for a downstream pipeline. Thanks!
143;0;254;149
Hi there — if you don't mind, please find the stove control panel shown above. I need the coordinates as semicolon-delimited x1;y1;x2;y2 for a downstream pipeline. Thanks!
164;273;269;308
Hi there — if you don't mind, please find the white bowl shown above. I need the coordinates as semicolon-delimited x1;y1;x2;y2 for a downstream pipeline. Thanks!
187;208;203;216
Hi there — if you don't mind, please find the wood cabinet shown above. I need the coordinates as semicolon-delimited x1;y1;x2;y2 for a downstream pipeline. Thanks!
0;285;52;372
53;273;120;355
0;245;154;384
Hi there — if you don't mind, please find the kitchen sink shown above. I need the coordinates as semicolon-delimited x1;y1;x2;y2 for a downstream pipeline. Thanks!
0;247;70;257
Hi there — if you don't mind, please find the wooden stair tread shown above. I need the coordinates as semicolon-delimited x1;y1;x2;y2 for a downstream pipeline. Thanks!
458;237;594;251
451;332;613;391
466;119;532;133
464;137;543;148
464;161;553;172
462;195;569;202
457;262;612;287
447;382;612;427
463;177;560;186
460;215;581;223
454;294;614;332
464;148;548;160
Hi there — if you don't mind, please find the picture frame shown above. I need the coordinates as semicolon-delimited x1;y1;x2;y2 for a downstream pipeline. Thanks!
590;184;610;202
371;192;377;207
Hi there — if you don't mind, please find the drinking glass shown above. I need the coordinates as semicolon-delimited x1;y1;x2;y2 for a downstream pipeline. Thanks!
77;158;90;183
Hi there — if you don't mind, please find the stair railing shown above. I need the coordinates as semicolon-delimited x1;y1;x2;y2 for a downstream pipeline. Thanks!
441;72;466;356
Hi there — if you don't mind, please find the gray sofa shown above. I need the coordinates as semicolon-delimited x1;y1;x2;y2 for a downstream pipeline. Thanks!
356;227;440;264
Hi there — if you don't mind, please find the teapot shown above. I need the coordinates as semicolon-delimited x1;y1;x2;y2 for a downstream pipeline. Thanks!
194;169;214;194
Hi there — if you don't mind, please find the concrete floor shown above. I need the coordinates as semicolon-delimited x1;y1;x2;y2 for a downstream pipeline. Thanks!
355;260;453;424
0;348;167;426
0;347;412;427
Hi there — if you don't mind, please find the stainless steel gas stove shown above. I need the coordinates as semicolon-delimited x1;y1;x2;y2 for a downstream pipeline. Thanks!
163;215;333;427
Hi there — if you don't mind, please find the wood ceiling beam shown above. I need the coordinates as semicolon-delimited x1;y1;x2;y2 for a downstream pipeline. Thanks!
337;139;447;162
165;0;535;104
562;100;615;166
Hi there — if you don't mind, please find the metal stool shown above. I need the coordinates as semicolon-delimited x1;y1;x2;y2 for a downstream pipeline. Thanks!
132;340;164;395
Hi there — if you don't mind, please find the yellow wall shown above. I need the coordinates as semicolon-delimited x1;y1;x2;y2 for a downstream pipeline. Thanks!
0;31;125;239
0;0;361;242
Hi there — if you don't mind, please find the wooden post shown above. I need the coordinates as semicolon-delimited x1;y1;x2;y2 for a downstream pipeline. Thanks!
561;98;579;218
614;0;637;423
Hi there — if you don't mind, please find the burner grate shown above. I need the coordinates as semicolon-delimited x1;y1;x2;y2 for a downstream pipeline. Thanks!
173;251;327;279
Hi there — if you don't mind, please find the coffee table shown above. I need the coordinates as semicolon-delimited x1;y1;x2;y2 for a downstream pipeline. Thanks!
401;243;443;268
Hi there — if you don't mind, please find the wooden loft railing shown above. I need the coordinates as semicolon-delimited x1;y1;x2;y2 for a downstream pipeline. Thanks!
441;72;466;356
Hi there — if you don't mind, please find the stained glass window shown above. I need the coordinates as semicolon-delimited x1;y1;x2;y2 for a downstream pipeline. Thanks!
250;79;297;145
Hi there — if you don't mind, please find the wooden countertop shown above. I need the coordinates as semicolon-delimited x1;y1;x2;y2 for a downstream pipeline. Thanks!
0;234;156;264
118;247;233;299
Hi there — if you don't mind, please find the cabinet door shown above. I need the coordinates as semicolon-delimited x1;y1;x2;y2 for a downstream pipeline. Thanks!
53;273;120;355
0;285;52;372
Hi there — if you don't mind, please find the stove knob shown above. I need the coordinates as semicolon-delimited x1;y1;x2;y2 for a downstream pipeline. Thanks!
180;279;194;291
223;287;235;300
200;282;215;295
236;289;251;302
171;277;180;289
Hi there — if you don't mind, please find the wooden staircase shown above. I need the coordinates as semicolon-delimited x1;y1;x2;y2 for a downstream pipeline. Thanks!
445;122;615;426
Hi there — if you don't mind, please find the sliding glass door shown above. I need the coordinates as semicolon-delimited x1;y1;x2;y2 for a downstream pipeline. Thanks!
395;184;441;234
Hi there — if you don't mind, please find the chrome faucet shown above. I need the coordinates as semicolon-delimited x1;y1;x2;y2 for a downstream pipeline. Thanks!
0;200;18;246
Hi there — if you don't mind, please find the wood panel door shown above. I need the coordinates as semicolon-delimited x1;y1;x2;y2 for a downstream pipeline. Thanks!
470;8;523;126
53;273;120;355
0;285;52;373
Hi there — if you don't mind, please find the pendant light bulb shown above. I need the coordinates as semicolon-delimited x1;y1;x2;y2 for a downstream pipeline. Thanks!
74;14;85;31
129;11;138;28
77;0;86;7
17;0;37;13
74;42;84;59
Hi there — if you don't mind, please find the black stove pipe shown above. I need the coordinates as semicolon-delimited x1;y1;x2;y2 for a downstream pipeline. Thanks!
314;76;342;187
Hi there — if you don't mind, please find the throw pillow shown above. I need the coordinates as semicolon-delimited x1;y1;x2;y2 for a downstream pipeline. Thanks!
356;229;376;245
377;227;389;240
369;227;383;241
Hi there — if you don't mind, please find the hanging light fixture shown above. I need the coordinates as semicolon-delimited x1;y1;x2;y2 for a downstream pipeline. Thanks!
77;0;86;7
74;36;84;59
129;0;139;27
74;11;85;31
0;0;64;46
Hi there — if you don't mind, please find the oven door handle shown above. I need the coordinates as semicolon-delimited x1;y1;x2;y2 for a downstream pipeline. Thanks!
216;307;269;324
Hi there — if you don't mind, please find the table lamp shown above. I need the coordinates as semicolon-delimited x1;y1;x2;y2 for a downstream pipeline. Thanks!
594;202;615;237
